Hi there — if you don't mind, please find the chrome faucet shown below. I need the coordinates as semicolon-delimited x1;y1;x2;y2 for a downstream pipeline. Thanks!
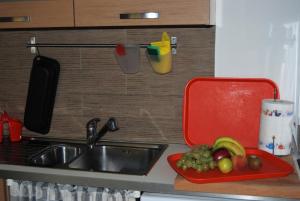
86;117;119;149
86;118;100;148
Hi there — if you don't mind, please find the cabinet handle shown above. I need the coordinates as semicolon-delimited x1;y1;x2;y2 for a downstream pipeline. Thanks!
0;16;30;23
120;12;159;19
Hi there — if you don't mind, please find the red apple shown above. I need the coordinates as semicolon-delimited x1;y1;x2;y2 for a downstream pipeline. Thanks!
212;148;231;161
231;155;247;171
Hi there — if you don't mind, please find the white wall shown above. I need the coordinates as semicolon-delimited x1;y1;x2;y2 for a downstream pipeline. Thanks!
215;0;300;115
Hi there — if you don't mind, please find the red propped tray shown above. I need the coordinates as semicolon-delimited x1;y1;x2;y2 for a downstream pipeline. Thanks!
183;77;279;148
167;77;294;183
168;148;294;184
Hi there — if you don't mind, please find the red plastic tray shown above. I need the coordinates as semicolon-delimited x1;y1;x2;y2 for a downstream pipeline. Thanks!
183;77;279;148
168;148;293;184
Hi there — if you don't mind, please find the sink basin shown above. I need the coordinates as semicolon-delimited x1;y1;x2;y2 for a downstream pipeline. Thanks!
28;144;87;167
68;142;167;175
27;140;167;175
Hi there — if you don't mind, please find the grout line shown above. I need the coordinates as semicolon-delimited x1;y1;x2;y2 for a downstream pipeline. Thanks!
125;29;128;95
125;74;128;95
79;48;84;119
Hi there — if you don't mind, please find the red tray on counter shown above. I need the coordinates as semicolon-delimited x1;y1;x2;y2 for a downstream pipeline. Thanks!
168;148;294;184
167;77;294;183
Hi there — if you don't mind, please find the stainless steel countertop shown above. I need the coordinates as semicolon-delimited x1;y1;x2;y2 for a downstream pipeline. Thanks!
0;138;297;201
0;137;187;191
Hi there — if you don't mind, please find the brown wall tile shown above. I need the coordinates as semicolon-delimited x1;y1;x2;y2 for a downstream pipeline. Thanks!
0;27;214;144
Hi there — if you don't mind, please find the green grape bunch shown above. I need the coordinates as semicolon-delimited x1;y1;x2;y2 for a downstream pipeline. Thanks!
176;144;217;172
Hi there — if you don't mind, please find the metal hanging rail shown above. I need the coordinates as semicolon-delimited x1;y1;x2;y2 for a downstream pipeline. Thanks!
27;36;177;54
26;43;178;48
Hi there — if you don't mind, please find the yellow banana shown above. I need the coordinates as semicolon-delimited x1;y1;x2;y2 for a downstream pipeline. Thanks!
213;141;245;156
213;137;246;156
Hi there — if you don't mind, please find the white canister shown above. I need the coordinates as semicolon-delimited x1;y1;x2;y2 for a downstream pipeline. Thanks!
259;99;294;155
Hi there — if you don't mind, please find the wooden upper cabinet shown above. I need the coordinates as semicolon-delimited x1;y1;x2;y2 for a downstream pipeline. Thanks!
0;0;74;29
0;0;214;29
74;0;213;27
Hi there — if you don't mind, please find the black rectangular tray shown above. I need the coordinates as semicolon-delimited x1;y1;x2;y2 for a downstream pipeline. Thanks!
24;56;60;134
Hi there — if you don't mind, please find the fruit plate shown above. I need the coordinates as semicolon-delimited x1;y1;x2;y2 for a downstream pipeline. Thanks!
167;148;293;184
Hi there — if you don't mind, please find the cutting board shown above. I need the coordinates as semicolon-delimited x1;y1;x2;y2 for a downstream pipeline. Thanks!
174;156;300;199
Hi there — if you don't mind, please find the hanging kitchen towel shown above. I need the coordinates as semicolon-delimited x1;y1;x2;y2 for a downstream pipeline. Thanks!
24;55;60;134
259;99;294;155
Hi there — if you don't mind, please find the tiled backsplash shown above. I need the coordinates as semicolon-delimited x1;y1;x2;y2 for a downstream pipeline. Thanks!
0;27;215;144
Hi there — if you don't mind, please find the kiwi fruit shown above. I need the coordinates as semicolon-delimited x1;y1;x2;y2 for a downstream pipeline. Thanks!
247;155;262;170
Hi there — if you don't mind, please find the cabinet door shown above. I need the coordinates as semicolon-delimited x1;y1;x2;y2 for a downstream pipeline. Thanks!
0;0;74;29
74;0;210;27
0;179;6;201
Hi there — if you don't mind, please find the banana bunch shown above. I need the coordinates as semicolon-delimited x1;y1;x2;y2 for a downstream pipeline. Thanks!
212;137;246;156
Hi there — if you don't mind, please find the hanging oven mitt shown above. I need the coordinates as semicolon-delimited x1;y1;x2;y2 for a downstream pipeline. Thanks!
147;32;172;74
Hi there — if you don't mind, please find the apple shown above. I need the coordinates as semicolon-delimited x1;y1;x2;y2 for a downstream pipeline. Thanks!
212;148;231;161
218;158;233;173
231;155;247;171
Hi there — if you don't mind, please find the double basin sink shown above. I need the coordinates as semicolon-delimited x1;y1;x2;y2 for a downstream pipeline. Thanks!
28;141;167;175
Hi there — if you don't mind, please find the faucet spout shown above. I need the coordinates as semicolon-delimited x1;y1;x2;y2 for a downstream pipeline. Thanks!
95;117;119;142
86;117;119;149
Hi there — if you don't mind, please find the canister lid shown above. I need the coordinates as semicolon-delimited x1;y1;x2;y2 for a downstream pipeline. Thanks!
262;99;293;105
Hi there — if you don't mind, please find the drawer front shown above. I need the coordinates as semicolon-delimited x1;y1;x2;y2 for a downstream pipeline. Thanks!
0;0;74;29
74;0;210;26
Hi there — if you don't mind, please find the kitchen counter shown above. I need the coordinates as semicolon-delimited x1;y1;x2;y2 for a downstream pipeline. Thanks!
0;141;188;192
0;138;299;201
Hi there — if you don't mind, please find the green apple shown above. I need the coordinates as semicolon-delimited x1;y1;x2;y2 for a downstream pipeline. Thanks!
218;158;233;174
